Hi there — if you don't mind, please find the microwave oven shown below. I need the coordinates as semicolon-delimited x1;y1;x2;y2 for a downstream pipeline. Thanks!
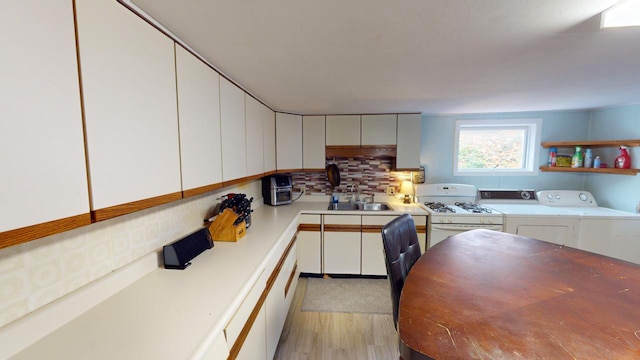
262;175;293;206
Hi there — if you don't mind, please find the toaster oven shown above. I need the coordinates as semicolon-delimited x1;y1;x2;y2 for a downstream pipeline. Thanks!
262;175;293;206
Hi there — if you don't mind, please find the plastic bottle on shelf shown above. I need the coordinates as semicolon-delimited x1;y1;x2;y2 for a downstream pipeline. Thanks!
593;156;601;168
571;146;583;168
615;146;631;169
548;147;557;167
584;148;593;168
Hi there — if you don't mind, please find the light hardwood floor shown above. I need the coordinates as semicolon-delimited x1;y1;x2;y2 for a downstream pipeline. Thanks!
274;277;400;360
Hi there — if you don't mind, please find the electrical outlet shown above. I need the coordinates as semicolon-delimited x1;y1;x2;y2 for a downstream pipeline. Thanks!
386;186;395;195
636;201;640;213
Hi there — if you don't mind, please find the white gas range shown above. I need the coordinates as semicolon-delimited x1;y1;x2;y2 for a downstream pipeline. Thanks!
415;184;503;248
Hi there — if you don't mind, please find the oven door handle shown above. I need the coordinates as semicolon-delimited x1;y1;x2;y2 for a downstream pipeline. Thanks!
431;224;503;231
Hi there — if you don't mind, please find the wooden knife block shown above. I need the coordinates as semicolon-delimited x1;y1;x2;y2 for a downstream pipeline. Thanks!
208;208;246;242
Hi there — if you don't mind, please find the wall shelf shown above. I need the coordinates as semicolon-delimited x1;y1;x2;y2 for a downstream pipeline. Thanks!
541;139;640;149
541;139;640;175
539;166;640;175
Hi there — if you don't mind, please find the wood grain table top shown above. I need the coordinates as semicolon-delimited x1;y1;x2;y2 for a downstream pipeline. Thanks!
399;229;640;359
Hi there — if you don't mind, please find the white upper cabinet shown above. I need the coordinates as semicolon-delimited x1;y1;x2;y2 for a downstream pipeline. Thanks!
1;0;90;234
245;96;266;177
326;115;361;146
361;114;397;146
263;107;276;173
396;114;422;169
303;116;326;169
175;45;222;193
276;113;303;170
220;77;247;181
75;0;181;211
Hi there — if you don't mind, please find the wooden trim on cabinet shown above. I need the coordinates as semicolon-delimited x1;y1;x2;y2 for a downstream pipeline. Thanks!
228;233;299;359
326;145;396;158
361;224;426;234
285;263;298;298
323;224;362;233
263;170;277;177
275;168;303;174
298;224;321;232
361;225;384;233
91;192;182;222
300;168;326;172
0;213;92;250
182;182;224;199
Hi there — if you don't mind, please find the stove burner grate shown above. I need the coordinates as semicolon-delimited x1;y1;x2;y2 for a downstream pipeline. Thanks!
455;202;493;214
425;202;456;213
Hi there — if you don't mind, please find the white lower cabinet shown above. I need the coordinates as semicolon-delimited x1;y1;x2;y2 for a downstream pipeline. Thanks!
323;215;361;274
226;233;299;360
236;305;267;360
297;215;322;273
361;216;397;276
266;244;298;359
314;214;427;276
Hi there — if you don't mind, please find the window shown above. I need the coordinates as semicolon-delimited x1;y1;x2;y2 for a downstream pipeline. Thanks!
453;119;542;176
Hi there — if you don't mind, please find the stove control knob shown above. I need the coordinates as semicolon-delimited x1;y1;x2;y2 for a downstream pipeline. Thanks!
547;194;553;200
520;191;531;200
579;193;588;201
555;194;561;200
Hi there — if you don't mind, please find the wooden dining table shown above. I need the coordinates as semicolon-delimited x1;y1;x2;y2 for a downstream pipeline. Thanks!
398;229;640;360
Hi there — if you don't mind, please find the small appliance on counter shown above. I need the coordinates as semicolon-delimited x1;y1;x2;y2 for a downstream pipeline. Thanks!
262;175;293;205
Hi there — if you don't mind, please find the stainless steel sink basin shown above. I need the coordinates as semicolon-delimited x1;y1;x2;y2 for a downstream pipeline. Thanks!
327;202;393;211
360;203;393;211
327;203;359;210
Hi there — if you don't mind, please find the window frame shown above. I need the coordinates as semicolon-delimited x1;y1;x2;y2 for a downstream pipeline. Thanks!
453;118;543;176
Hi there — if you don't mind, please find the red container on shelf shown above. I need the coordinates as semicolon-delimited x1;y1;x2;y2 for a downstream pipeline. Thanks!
615;146;631;169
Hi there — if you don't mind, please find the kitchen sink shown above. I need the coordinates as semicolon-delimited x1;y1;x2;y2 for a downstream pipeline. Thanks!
360;203;393;211
327;202;393;211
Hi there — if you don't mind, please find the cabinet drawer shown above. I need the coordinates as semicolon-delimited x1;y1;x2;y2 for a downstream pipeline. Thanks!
323;214;361;226
225;268;267;347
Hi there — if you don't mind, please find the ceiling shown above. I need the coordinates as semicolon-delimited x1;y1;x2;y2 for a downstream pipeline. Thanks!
127;0;640;115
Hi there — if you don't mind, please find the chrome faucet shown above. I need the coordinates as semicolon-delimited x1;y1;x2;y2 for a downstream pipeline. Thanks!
350;183;361;202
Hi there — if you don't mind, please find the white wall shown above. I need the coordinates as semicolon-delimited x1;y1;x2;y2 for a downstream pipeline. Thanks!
0;181;262;328
421;110;591;189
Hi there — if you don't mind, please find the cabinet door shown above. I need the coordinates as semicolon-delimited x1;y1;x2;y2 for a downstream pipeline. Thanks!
236;305;267;360
303;116;326;170
361;114;397;146
266;244;297;360
323;215;361;274
396;114;422;169
276;113;302;171
412;215;428;253
297;215;322;273
326;115;361;145
175;45;222;194
245;96;265;176
76;0;181;213
1;0;90;241
263;107;276;174
220;78;247;181
362;216;396;276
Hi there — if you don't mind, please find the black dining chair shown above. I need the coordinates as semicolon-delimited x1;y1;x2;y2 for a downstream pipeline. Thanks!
381;214;422;329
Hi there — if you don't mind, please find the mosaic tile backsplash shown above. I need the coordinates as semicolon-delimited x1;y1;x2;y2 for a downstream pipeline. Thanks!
290;157;411;195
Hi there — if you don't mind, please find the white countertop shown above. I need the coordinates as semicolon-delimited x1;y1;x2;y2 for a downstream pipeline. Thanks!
9;201;425;359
